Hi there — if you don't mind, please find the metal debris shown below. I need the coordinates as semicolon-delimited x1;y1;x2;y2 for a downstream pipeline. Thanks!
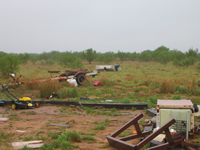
47;123;72;128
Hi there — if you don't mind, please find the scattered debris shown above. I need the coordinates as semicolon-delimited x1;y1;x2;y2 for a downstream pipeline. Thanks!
107;113;183;150
80;97;89;100
193;104;199;112
1;84;40;109
0;118;8;122
96;64;121;71
67;79;78;87
105;100;113;102
93;81;102;86
70;105;76;108
49;93;60;99
57;69;99;85
16;130;26;133
194;105;200;117
12;140;43;149
47;123;72;128
80;103;147;109
146;108;156;117
66;119;76;125
57;131;63;134
5;69;99;87
157;100;195;139
0;100;5;106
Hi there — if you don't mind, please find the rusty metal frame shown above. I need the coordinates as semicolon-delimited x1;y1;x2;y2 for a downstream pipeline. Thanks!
107;113;183;150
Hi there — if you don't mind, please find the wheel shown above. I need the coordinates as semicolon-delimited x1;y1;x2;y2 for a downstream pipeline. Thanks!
76;74;86;85
35;102;40;108
11;104;16;110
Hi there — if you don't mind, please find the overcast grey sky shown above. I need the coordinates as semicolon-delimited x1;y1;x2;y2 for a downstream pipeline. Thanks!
0;1;200;54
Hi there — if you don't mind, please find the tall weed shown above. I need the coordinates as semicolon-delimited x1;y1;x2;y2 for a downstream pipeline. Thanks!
57;87;78;98
38;81;60;98
98;76;115;86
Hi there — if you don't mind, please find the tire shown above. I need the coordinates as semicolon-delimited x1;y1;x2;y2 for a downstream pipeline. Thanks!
35;102;40;108
76;74;86;85
11;104;16;110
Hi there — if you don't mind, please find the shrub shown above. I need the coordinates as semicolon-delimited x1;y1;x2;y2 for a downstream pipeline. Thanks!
121;97;130;104
172;95;182;100
132;107;136;111
93;124;105;130
81;135;97;143
46;59;55;65
0;53;20;77
51;132;59;139
149;96;157;103
173;85;181;94
135;88;139;92
193;88;200;96
51;140;60;149
58;130;81;142
180;86;189;94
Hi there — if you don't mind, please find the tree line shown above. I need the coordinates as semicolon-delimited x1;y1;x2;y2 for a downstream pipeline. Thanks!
0;46;199;77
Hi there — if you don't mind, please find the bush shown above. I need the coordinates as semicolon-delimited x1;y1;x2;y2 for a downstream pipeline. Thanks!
193;88;200;96
51;132;59;139
173;85;181;94
149;96;157;103
135;88;139;92
46;59;55;65
58;130;80;142
180;86;189;94
120;97;130;104
93;124;105;130
81;135;97;143
0;54;20;77
172;95;182;100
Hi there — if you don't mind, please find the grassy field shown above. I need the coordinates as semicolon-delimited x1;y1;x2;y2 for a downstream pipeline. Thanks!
0;60;200;150
0;60;200;106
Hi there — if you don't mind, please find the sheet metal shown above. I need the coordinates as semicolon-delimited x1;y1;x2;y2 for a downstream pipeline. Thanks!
157;100;193;108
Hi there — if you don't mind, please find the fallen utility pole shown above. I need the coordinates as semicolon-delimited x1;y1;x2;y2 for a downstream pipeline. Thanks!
79;103;147;110
1;100;147;110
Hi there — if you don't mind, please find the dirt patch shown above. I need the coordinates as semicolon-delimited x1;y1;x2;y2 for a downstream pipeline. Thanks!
0;105;148;150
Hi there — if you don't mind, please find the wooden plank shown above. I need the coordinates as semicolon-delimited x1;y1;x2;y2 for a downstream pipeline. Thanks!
12;140;43;149
0;118;8;122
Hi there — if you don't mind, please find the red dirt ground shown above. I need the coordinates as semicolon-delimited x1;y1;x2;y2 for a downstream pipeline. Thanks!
0;105;149;150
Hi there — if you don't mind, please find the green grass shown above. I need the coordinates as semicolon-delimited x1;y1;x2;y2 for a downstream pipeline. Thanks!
9;113;19;121
40;130;80;150
81;135;97;143
93;124;106;130
23;136;34;141
50;132;59;139
26;111;36;115
99;144;110;148
1;60;200;103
